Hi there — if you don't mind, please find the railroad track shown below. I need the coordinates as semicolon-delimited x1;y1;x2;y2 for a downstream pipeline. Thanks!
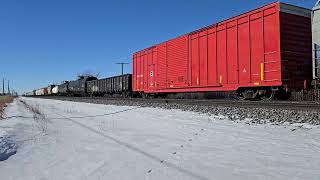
37;96;320;111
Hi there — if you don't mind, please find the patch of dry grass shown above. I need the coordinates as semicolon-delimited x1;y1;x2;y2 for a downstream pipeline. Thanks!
19;99;48;134
0;96;15;119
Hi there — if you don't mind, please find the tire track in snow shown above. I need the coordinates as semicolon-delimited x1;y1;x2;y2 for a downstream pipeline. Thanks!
48;106;211;180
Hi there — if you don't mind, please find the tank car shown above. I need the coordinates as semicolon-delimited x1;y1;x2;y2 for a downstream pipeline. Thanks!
68;76;97;96
57;81;69;96
51;86;59;95
47;85;56;95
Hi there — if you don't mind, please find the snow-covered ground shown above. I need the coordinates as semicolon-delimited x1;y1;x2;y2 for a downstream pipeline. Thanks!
0;97;320;180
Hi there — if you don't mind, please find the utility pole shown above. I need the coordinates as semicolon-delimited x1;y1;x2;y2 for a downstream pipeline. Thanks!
2;78;4;95
7;80;10;95
115;62;129;75
115;62;129;93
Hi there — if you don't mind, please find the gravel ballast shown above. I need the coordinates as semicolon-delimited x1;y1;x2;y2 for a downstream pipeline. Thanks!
38;97;320;125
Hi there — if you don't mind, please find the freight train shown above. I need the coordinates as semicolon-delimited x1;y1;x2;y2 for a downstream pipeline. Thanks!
24;2;320;101
28;75;131;97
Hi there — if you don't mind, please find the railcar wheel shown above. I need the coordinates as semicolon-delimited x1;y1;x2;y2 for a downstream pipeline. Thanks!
261;89;275;101
237;89;259;100
141;93;149;99
237;88;275;101
236;92;246;101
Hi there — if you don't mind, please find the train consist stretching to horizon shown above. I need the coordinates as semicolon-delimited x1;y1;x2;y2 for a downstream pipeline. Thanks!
25;2;320;100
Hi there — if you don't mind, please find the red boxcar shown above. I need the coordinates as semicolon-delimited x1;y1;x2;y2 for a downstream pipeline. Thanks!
133;2;312;99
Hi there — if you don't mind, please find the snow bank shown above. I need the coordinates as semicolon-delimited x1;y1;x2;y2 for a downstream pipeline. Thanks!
0;135;17;161
0;125;17;161
0;99;20;161
1;97;320;180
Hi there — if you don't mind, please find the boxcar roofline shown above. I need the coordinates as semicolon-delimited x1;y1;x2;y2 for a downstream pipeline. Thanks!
133;2;310;56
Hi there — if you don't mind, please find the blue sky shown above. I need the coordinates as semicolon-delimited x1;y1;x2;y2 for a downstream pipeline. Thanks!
0;0;316;94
